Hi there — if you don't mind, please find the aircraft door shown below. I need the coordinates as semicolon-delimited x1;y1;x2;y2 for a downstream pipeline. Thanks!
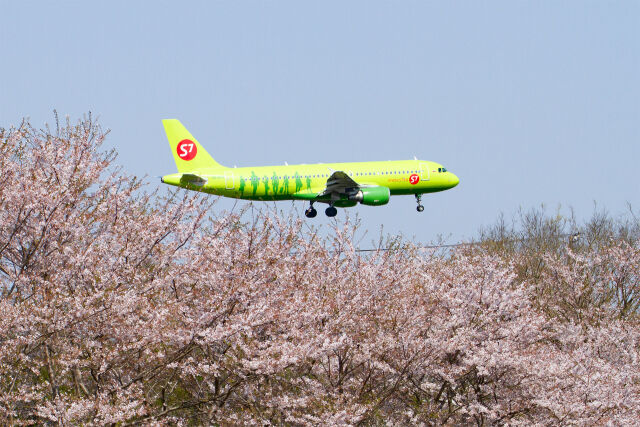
224;171;235;189
419;163;430;181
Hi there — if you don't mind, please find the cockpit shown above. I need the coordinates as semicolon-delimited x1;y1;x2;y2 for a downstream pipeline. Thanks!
437;167;448;173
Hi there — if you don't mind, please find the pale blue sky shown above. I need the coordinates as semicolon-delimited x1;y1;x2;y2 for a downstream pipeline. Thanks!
2;1;638;243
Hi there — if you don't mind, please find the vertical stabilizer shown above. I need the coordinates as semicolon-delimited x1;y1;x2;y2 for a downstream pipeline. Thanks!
163;119;225;172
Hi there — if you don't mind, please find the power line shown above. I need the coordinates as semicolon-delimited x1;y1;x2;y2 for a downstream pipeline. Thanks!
353;233;581;253
355;242;472;252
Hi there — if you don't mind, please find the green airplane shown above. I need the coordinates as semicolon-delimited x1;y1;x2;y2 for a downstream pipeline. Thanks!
160;119;459;218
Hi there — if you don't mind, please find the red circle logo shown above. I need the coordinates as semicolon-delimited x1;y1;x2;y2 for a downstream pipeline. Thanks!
409;173;420;185
177;139;197;161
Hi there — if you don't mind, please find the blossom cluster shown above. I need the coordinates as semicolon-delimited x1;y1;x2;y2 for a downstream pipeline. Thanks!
0;117;638;425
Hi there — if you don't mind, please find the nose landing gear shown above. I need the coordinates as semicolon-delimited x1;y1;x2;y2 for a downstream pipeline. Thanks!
415;194;424;212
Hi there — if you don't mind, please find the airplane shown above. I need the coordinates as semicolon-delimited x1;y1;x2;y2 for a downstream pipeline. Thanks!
160;119;459;218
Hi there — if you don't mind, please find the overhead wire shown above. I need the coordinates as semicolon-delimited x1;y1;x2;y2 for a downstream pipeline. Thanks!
353;233;581;253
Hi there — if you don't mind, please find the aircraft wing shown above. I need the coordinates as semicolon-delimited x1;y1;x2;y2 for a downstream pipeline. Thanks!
316;171;361;200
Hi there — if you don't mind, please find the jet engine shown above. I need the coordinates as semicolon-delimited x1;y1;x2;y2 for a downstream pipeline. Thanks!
349;186;390;206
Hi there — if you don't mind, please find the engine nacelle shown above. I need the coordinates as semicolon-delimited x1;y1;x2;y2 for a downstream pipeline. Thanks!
350;186;390;206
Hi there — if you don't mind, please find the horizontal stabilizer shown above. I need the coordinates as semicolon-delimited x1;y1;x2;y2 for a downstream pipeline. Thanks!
161;172;209;187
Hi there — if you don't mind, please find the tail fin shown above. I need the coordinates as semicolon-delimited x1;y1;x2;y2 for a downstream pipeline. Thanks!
162;119;225;172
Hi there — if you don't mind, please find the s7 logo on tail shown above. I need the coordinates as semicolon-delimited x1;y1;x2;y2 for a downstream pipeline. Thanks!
177;139;197;161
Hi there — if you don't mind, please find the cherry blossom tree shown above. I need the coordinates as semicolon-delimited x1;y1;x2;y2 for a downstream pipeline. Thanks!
1;116;638;425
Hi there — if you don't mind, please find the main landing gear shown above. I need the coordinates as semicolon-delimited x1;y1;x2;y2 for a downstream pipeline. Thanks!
415;194;425;212
305;203;318;218
305;202;337;218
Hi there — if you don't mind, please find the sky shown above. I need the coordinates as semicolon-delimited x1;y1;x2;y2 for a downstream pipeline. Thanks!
1;1;638;245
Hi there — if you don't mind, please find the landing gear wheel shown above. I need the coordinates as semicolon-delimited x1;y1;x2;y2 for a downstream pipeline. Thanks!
325;206;338;217
415;194;424;213
305;202;318;218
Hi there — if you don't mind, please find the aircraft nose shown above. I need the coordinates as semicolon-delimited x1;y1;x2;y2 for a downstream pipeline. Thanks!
450;173;459;188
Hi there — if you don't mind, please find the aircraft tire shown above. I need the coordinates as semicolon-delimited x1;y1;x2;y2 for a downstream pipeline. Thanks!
305;208;317;218
325;206;338;217
417;205;424;212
